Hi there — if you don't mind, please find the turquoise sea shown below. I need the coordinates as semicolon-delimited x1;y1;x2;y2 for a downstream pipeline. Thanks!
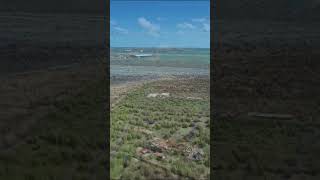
110;48;210;81
111;48;209;67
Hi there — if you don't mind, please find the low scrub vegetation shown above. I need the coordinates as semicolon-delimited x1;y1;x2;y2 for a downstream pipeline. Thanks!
111;77;210;180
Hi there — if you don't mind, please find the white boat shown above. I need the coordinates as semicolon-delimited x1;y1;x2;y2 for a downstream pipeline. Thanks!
131;54;153;57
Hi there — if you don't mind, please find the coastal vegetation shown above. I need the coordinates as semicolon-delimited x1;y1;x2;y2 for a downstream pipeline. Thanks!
111;77;210;179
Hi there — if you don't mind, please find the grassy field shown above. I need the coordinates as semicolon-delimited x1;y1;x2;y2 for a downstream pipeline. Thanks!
111;76;210;180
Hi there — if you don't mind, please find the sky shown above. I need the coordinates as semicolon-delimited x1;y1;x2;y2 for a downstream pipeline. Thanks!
110;1;210;48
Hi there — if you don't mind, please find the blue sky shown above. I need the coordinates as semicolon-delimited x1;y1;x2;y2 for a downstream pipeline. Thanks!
111;1;210;48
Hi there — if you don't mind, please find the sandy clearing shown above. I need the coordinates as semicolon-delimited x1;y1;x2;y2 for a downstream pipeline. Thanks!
110;76;174;108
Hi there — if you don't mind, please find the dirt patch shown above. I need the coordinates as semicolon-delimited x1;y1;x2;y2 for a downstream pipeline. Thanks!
147;92;170;98
111;77;173;108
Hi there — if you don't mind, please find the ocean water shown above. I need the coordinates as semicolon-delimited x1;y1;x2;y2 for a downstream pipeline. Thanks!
110;48;210;80
111;48;209;68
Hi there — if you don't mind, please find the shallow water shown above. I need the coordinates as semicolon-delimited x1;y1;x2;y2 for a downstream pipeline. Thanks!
110;65;209;85
110;48;210;69
110;48;210;84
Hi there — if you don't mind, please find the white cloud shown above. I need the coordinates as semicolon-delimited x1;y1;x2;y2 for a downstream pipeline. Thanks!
191;17;210;32
110;19;128;35
177;22;196;29
113;26;128;34
202;23;210;32
138;17;160;37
